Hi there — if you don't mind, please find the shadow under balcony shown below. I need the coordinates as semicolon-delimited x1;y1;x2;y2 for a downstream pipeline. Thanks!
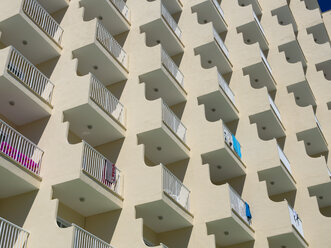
237;0;262;16
140;46;186;106
0;119;42;198
73;20;128;85
141;2;183;56
287;79;316;108
0;0;63;64
309;182;331;217
206;184;254;247
136;164;193;233
138;100;189;165
202;123;246;184
80;0;130;35
53;141;123;216
271;5;298;35
63;74;126;147
250;94;286;140
258;143;296;197
0;46;53;125
198;71;239;123
192;0;228;34
279;40;307;72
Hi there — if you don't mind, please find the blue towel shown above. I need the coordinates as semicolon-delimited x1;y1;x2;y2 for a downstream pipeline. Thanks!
245;202;252;220
232;134;242;158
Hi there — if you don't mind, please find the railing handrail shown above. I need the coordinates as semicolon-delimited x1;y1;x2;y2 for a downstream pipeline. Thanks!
96;21;128;68
162;101;187;142
89;75;125;126
212;0;225;19
22;0;64;45
0;119;44;176
218;71;235;104
82;141;122;195
110;0;130;21
0;217;30;248
314;114;322;131
260;49;272;74
229;186;250;225
213;27;229;58
7;47;55;104
277;144;292;174
162;164;190;211
161;47;184;86
268;95;281;121
253;11;266;38
161;3;182;39
72;224;114;248
288;204;304;238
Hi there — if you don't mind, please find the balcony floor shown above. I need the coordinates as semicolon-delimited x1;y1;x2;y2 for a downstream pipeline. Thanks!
0;72;52;125
53;172;122;216
63;100;125;147
237;21;269;51
0;14;61;64
0;155;40;198
268;232;308;248
141;67;186;106
297;127;328;156
243;63;277;92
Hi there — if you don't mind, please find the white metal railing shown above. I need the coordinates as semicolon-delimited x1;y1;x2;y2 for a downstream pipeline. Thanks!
161;3;182;39
7;47;54;104
160;244;169;248
268;95;281;121
162;165;190;211
260;49;272;74
223;124;241;158
314;114;322;132
161;48;184;86
73;224;114;248
218;72;235;105
0;119;43;176
288;205;304;238
0;217;29;248
96;21;128;69
213;27;229;58
89;75;126;126
229;186;250;225
277;144;292;174
110;0;130;21
253;11;266;38
22;0;64;45
212;0;225;19
82;141;122;195
327;167;331;177
162;101;187;143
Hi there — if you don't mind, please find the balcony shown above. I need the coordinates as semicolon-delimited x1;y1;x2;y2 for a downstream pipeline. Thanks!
202;123;246;184
268;205;308;248
316;60;331;81
250;94;286;140
140;46;186;106
137;100;189;165
80;0;130;35
140;1;183;56
287;78;316;107
0;119;42;198
136;164;193;233
52;141;123;216
206;185;254;247
72;224;115;248
243;49;277;92
308;181;331;216
238;0;262;16
73;20;128;84
63;74;126;147
258;143;296;197
297;114;328;156
0;0;63;64
291;0;321;29
237;10;268;51
271;5;298;35
192;0;227;33
307;23;331;45
0;217;29;247
0;46;53;125
198;71;239;123
194;26;232;74
279;40;307;71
